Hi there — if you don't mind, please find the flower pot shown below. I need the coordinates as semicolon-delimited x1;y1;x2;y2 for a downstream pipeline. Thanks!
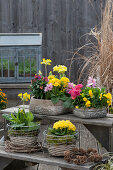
7;124;40;147
29;97;72;115
73;107;107;119
44;131;78;156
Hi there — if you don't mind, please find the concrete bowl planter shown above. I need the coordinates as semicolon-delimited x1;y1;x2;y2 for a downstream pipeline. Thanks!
73;107;107;119
29;97;72;115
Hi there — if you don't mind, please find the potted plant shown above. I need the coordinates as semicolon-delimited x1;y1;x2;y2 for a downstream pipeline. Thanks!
44;120;78;156
3;92;40;152
0;89;8;110
69;77;112;119
94;152;113;170
30;58;74;115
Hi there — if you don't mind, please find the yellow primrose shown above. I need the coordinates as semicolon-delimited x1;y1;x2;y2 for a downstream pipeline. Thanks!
53;120;76;132
85;100;91;108
41;58;52;65
18;92;30;102
107;100;112;106
48;75;55;80
53;65;59;72
49;78;61;87
83;97;87;102
53;65;67;74
103;93;112;100
89;90;93;98
75;106;79;109
60;77;70;87
18;93;22;98
99;93;102;100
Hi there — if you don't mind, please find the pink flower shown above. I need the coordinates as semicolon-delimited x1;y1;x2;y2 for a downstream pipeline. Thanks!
69;84;83;100
40;86;43;90
44;83;53;92
44;77;48;82
66;83;75;93
75;84;83;89
87;77;96;88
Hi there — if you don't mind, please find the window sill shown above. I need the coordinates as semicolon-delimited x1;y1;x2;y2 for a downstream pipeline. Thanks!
0;84;30;89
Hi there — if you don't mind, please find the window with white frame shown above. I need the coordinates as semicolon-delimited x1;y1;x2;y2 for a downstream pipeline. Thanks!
0;33;42;83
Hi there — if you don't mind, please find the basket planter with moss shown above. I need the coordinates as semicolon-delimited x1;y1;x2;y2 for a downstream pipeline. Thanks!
44;120;78;156
29;97;72;115
3;92;40;152
73;107;107;119
7;124;40;147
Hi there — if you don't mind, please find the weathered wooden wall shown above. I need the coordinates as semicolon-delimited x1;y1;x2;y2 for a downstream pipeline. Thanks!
0;0;105;82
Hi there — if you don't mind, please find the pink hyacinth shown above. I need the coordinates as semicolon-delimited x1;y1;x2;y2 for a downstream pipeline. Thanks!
44;83;53;92
66;83;75;93
87;77;96;88
69;84;83;100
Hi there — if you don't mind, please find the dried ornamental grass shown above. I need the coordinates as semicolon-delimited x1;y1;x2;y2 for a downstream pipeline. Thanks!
69;0;113;92
100;0;113;91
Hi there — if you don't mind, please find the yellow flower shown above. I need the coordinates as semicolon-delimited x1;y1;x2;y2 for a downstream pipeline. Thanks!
103;93;112;106
103;93;112;100
38;70;42;75
60;77;70;87
48;75;55;80
53;120;76;132
83;97;87;102
27;94;30;100
41;58;52;65
107;100;112;106
75;106;79;109
18;92;30;102
99;93;102;100
53;65;59;72
85;100;91;108
18;93;22;98
89;90;93;98
53;65;67;74
49;78;61;87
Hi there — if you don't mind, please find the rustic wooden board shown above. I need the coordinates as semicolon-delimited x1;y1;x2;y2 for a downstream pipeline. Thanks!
0;0;105;81
0;145;103;170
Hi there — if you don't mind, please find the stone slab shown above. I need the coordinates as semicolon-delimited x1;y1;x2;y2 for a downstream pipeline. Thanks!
1;105;113;127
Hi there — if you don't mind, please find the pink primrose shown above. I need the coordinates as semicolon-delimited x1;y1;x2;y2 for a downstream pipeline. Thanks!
69;84;83;100
44;83;53;92
87;77;96;88
66;82;75;93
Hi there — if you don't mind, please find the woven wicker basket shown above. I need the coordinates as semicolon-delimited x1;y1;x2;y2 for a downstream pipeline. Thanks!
7;124;40;147
47;144;75;156
44;131;78;156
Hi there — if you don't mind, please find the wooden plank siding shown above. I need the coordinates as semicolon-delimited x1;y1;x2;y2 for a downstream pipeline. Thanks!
0;0;105;82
